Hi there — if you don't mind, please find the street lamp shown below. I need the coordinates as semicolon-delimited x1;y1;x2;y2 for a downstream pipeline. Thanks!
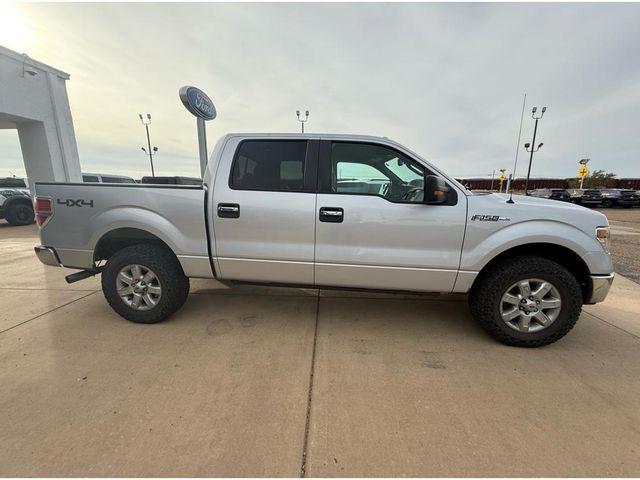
296;109;309;133
523;106;547;194
139;113;158;176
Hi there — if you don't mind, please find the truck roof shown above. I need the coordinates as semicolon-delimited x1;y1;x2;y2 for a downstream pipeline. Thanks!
224;132;390;141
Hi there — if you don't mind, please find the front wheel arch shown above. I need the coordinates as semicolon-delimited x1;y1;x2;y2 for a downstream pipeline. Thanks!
471;242;591;302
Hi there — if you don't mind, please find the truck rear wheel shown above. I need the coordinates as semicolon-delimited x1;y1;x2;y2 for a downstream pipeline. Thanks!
101;244;189;324
469;255;582;347
5;202;35;226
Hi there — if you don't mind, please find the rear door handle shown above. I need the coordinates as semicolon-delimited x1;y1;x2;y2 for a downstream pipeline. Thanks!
319;207;344;223
217;203;240;218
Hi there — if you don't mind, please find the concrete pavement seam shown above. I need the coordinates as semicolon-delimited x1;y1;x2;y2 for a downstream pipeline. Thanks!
300;292;320;478
583;311;640;340
0;290;98;335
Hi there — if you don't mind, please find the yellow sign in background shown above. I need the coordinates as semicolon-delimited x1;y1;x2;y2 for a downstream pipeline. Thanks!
578;165;589;178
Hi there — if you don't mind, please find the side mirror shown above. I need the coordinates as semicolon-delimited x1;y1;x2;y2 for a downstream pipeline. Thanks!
424;175;448;204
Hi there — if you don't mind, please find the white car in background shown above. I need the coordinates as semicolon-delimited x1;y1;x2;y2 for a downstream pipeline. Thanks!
0;177;33;225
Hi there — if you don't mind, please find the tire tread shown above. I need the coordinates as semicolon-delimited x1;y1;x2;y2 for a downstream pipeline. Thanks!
101;244;189;323
469;255;582;347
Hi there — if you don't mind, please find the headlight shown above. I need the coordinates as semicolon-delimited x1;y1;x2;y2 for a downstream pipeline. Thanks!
596;227;610;253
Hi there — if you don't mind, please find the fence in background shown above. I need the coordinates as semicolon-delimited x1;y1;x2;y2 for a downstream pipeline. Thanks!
459;178;640;191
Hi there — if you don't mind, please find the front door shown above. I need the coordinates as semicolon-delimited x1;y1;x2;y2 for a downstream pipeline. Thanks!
212;138;318;284
314;140;467;292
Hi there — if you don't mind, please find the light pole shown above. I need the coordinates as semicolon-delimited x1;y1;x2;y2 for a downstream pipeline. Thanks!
296;109;309;133
523;106;546;194
139;113;158;176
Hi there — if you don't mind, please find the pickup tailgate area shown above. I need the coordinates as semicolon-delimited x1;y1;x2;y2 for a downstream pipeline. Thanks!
34;183;210;276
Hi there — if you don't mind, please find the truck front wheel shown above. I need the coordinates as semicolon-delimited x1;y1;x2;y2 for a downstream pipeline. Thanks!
469;255;582;347
101;244;190;323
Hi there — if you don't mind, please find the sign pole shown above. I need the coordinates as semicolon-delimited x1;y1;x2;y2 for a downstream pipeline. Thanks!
197;117;208;177
179;85;216;179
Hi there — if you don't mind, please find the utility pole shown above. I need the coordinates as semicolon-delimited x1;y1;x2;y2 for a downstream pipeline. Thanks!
296;110;309;133
139;113;158;176
524;106;547;195
490;170;495;191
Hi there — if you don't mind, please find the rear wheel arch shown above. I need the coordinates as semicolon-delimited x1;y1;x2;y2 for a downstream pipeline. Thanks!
94;227;176;263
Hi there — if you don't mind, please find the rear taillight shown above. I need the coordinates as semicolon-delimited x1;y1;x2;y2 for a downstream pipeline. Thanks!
34;196;53;227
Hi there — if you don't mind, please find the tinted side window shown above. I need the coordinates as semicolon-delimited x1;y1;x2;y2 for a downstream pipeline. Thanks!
231;140;307;191
83;175;99;183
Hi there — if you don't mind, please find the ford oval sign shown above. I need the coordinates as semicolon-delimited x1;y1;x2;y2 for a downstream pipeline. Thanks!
179;86;216;121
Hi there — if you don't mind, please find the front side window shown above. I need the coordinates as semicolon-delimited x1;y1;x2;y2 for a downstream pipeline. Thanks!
331;142;426;203
231;140;307;191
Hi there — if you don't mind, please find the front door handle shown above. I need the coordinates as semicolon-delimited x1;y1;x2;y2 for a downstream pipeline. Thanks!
217;203;240;218
319;207;344;223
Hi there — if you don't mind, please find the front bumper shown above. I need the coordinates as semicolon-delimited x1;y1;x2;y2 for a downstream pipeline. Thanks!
34;246;61;267
586;273;615;304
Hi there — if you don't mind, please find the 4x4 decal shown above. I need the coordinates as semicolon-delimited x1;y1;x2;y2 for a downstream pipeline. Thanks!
57;198;94;208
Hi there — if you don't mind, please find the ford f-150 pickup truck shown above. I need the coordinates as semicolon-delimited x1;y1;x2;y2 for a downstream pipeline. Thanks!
33;134;614;347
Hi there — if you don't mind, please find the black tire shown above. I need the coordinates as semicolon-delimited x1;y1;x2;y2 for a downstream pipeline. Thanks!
469;255;582;347
101;244;190;324
5;202;35;226
602;199;612;208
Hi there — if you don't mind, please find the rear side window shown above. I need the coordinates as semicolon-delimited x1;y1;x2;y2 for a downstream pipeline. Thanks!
83;175;99;182
231;140;307;191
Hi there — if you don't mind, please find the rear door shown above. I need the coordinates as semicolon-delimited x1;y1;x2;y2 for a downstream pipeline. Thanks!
314;140;467;292
211;137;319;284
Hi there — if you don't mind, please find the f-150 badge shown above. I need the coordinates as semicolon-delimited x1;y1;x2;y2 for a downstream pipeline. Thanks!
471;214;510;221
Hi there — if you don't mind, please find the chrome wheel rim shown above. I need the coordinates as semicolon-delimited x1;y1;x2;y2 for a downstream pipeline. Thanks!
116;264;162;311
500;278;562;333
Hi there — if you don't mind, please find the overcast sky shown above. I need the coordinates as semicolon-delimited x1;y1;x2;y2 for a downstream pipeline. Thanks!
1;2;639;179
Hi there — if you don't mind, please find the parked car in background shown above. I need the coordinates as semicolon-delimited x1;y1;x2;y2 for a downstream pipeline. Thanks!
600;189;640;208
82;173;136;184
0;176;29;193
140;176;203;186
0;189;34;225
529;188;571;202
567;189;603;208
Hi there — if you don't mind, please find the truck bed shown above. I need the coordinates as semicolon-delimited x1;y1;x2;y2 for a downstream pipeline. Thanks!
35;182;211;277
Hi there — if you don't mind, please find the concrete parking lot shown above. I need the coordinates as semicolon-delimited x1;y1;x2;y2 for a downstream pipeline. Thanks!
1;222;639;476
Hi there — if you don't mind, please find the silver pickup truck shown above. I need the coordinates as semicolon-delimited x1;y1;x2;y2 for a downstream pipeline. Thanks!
33;133;614;347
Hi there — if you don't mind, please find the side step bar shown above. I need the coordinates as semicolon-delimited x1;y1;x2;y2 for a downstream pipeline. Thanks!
65;267;103;284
